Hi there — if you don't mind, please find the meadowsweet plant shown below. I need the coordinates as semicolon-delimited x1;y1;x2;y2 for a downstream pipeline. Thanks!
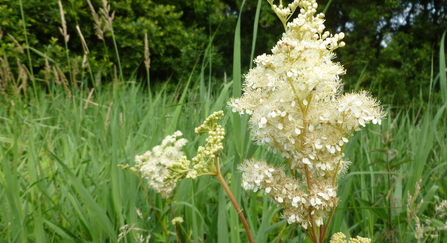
229;0;383;242
129;111;254;242
131;131;188;199
131;111;228;199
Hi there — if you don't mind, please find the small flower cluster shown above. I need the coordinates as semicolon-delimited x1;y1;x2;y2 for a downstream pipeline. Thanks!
267;0;300;29
171;217;184;225
187;111;225;179
330;232;371;243
132;131;188;199
230;0;383;234
239;160;337;228
132;111;225;199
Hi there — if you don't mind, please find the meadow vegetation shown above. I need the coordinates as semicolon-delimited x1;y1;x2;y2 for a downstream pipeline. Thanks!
0;0;447;242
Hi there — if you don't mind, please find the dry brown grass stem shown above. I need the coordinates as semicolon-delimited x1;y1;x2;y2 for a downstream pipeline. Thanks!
76;25;90;54
53;65;72;98
86;0;114;40
82;54;88;69
58;0;70;43
94;70;101;87
7;34;24;54
0;56;30;100
71;58;79;89
0;57;11;99
86;0;105;40
84;88;97;109
44;58;51;86
104;101;112;130
99;0;114;31
16;58;29;95
144;33;150;71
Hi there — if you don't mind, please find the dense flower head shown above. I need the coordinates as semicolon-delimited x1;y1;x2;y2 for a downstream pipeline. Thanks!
229;0;383;172
230;0;384;230
330;232;371;243
229;0;383;175
132;111;227;199
239;159;338;228
133;131;188;199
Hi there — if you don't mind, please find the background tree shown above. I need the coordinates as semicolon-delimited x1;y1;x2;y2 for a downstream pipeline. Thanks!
0;0;211;84
1;0;445;105
320;0;447;105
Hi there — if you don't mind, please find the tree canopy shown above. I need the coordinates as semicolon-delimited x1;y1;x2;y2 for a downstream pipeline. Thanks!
320;0;447;104
0;0;445;105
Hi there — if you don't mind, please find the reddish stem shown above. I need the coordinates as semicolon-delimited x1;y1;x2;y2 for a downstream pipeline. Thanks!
215;158;254;243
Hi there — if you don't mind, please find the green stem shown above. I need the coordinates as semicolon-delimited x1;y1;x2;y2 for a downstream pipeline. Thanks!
146;67;152;100
109;27;123;82
137;175;171;243
385;145;393;232
169;204;182;243
18;0;38;102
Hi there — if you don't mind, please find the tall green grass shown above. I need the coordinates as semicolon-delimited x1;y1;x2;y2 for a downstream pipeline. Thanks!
1;2;446;242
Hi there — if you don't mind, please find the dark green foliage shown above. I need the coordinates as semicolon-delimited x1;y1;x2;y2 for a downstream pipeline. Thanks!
320;0;447;105
1;0;446;104
0;0;211;84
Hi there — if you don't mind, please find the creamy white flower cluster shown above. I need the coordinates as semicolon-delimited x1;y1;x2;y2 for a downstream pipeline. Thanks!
330;232;371;243
133;111;226;199
133;131;188;199
239;160;338;228
230;0;383;229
